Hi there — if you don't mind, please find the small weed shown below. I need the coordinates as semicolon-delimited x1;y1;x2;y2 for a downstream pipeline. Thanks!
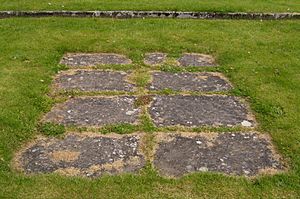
100;123;137;134
38;122;66;136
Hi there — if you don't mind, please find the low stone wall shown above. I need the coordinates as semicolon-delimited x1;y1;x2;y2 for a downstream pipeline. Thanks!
0;11;299;20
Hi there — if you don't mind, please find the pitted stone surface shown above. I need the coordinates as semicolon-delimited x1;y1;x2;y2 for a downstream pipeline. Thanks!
60;53;132;67
178;53;216;67
54;70;134;92
149;95;254;127
144;53;167;65
149;72;232;92
44;96;140;127
154;132;283;177
16;133;145;177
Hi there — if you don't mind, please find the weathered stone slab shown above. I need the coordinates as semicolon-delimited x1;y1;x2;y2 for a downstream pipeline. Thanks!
149;95;254;127
54;70;134;92
154;132;283;177
44;96;140;127
178;53;216;67
15;133;145;177
149;72;232;92
144;53;167;66
60;53;132;67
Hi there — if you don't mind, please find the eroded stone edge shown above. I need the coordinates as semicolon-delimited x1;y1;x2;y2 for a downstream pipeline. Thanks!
152;132;286;178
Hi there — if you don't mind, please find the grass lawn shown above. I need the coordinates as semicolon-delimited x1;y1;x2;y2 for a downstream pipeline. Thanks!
0;18;299;198
0;0;299;12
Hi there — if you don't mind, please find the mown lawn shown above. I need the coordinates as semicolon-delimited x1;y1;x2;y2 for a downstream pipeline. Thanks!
0;18;299;198
0;0;299;12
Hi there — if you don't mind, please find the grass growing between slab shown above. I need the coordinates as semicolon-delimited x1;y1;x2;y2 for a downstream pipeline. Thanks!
0;18;300;198
0;0;299;12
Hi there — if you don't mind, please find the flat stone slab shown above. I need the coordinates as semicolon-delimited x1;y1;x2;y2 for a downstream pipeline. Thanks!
15;133;145;177
153;132;283;177
149;72;232;92
178;53;216;67
60;53;132;67
144;53;167;65
54;70;134;92
44;96;140;127
149;95;254;127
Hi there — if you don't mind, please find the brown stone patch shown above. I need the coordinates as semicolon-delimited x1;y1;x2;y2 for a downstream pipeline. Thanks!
50;150;80;163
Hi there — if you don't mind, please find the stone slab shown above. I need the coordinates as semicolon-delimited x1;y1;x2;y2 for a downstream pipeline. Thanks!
178;53;216;67
149;72;232;92
44;96;140;127
149;95;254;127
144;53;167;66
60;53;132;67
15;133;145;177
153;132;283;177
1;11;299;20
54;70;134;92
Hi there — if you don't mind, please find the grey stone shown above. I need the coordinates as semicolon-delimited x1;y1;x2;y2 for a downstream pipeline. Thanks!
153;132;283;177
16;133;145;177
149;95;254;127
54;70;134;92
44;96;140;127
144;53;167;65
1;11;299;20
60;53;132;67
178;53;216;67
149;72;232;92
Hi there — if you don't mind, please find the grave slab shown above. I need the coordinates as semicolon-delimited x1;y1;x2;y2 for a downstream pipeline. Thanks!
54;70;134;92
154;132;283;177
60;53;132;67
144;53;167;65
149;95;254;127
15;133;145;177
149;72;232;92
44;96;140;127
178;53;216;67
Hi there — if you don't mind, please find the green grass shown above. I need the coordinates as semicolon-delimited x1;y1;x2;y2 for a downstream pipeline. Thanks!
0;0;299;12
0;18;300;198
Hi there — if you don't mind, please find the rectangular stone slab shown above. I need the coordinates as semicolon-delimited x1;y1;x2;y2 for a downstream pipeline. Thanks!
153;132;283;177
149;95;254;127
54;70;134;92
178;53;216;67
149;72;232;92
60;53;132;67
44;96;140;127
15;133;145;177
144;53;167;66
